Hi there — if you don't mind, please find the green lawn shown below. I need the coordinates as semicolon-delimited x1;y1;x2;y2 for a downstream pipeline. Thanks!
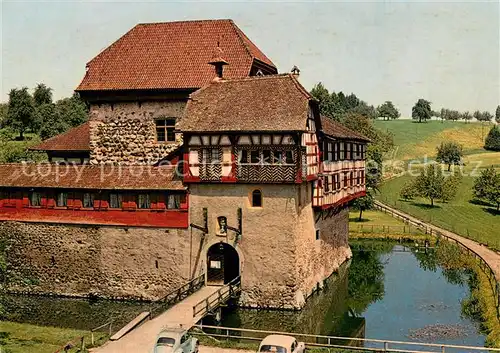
0;321;106;353
373;120;493;161
378;174;500;251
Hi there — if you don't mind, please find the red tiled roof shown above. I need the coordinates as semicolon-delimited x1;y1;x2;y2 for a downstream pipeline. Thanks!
29;122;90;152
76;19;277;92
179;74;313;132
0;164;184;190
320;116;370;142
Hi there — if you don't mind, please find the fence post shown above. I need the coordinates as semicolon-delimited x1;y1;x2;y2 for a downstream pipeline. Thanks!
384;341;388;352
80;337;85;351
109;322;112;337
91;332;94;346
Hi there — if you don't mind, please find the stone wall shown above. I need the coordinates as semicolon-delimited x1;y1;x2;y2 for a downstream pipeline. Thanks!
295;183;351;302
188;183;351;310
89;101;185;164
0;221;200;300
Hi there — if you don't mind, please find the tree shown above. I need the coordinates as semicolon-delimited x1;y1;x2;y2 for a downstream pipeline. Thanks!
495;105;500;123
38;103;68;140
413;164;455;206
481;111;493;122
5;87;35;140
377;101;400;120
0;103;7;127
351;192;374;221
473;110;482;122
484;125;500;151
412;99;432;123
33;83;53;106
461;111;472;123
55;93;88;127
473;167;500;211
400;181;416;201
442;174;461;202
310;83;337;121
436;142;463;171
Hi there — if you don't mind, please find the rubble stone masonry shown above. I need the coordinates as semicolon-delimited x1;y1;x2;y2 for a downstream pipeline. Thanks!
89;101;185;164
0;221;201;300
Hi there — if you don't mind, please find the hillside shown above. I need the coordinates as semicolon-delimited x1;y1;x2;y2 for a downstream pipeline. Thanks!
374;120;494;161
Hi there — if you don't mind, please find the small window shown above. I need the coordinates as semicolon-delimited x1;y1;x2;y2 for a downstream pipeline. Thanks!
239;150;248;164
211;149;220;163
262;150;271;164
250;150;260;164
109;193;122;209
138;194;151;209
167;194;181;209
156;118;176;143
285;150;294;164
30;191;42;207
251;189;262;207
56;192;68;207
274;151;283;164
324;177;330;192
83;193;94;208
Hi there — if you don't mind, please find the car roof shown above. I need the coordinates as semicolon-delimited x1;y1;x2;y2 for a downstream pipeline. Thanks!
260;335;296;347
157;327;187;340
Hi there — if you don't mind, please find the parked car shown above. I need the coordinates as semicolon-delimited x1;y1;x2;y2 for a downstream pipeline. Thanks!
152;327;199;353
257;334;305;353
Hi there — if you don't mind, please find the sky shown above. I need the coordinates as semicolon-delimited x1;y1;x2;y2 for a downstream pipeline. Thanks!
1;0;499;116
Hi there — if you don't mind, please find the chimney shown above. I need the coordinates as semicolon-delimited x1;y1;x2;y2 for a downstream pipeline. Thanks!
209;45;229;80
291;65;300;77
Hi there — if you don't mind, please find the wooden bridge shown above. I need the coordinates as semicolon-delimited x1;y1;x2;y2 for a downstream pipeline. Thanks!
91;275;241;353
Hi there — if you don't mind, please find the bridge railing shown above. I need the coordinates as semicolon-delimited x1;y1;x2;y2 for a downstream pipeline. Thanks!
193;276;241;318
193;324;500;353
150;273;206;318
374;200;500;319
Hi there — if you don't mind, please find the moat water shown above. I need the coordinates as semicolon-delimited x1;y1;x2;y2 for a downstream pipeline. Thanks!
1;240;486;347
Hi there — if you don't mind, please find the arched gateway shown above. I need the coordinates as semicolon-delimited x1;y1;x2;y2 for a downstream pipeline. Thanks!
206;242;240;285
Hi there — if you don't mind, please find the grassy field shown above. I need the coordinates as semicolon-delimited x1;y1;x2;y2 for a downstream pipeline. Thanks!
378;174;500;251
373;120;494;161
0;321;106;353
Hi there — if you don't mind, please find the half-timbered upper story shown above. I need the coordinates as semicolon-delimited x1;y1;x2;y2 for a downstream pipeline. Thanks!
178;74;321;184
312;117;370;209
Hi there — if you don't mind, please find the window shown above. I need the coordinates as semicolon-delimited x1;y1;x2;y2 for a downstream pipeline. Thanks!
327;142;333;161
250;150;260;163
357;172;361;185
167;194;181;209
137;194;151;209
156;118;176;143
29;191;42;207
251;189;262;207
285;150;294;164
56;192;68;207
262;150;271;164
340;142;345;160
324;176;330;192
83;193;94;208
109;193;122;209
239;150;248;164
211;149;220;163
274;151;283;164
315;229;320;240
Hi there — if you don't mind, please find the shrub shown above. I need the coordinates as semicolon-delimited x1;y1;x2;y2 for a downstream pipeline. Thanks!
484;126;500;151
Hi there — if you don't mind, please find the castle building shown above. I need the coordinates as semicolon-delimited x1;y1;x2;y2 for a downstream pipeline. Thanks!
0;19;368;309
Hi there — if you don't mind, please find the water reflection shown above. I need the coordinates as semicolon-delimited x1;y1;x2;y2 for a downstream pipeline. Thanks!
219;240;486;346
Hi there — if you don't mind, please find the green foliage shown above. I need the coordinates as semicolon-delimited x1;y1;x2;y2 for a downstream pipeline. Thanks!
474;110;493;122
461;111;472;123
484;125;500;151
435;141;463;171
38;103;69;140
376;101;400;120
412;164;459;206
310;83;376;121
6;88;35;140
411;99;432;123
0;103;8;127
350;193;374;221
473;166;500;211
399;181;416;201
442;173;462;203
495;105;500;123
33;83;53;106
440;108;462;122
55;93;88;128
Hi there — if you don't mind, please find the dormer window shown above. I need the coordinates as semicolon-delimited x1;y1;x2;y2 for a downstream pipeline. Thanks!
156;118;176;143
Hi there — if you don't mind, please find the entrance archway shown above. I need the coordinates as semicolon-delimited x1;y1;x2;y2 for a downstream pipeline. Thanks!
207;242;240;285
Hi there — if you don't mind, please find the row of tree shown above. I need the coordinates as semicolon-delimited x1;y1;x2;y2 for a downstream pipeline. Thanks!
0;84;88;140
438;108;497;123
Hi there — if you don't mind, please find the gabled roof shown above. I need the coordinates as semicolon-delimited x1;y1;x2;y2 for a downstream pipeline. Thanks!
179;74;313;132
29;122;90;152
76;19;277;92
320;116;370;142
0;164;184;190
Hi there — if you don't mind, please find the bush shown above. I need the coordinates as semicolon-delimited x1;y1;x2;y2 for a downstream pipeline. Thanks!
484;126;500;151
399;181;416;201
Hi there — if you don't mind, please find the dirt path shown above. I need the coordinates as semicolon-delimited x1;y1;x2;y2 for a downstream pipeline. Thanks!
375;201;500;282
199;347;251;353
